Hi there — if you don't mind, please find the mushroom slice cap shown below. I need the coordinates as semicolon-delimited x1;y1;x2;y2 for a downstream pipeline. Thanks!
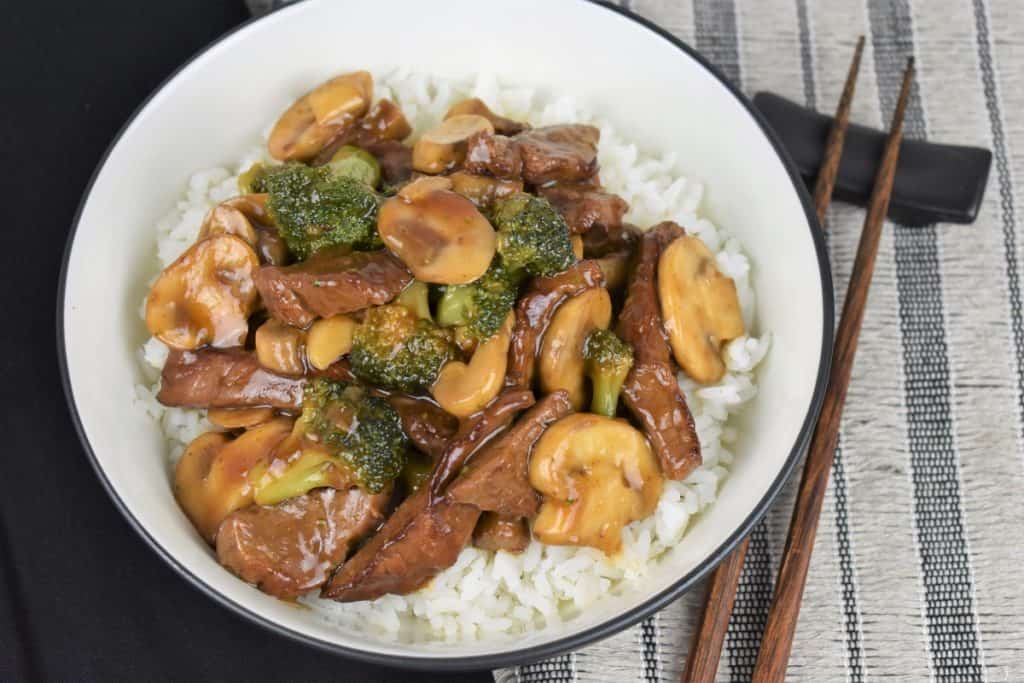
305;314;358;371
431;313;513;417
529;413;662;555
145;234;260;350
307;71;373;125
255;318;307;377
658;235;745;384
198;194;275;253
269;71;373;161
445;97;527;135
378;177;496;284
207;407;276;430
198;205;257;245
174;417;295;543
538;287;612;409
412;114;495;174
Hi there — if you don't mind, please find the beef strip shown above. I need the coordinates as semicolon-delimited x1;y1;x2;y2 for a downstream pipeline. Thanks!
616;221;701;480
447;390;573;517
319;485;478;602
385;394;458;459
464;131;522;179
538;183;629;235
517;125;600;185
157;348;304;411
581;221;639;259
216;487;389;599
472;513;530;554
255;248;412;328
321;389;533;601
428;390;536;497
505;260;605;390
464;124;600;185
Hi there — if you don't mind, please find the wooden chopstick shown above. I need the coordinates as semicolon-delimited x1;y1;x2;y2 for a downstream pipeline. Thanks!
813;36;866;225
750;57;916;682
680;37;866;683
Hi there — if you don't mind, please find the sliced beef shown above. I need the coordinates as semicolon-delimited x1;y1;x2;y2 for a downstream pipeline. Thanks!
255;248;412;328
319;486;478;602
539;184;628;235
447;390;573;517
616;222;701;480
216;487;389;599
505;260;605;391
464;132;523;179
157;348;304;411
582;221;639;259
464;124;600;185
321;389;533;602
473;513;530;554
517;125;600;185
386;394;458;459
428;389;536;496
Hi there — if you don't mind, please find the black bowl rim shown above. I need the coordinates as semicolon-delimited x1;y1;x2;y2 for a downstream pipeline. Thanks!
56;0;834;672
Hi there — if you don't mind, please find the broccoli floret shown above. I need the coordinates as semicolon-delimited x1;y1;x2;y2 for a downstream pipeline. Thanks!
583;329;634;417
436;260;524;340
299;378;409;493
492;192;576;278
349;304;457;392
264;163;381;259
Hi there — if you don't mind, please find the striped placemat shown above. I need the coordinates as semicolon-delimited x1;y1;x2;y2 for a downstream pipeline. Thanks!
248;1;1024;680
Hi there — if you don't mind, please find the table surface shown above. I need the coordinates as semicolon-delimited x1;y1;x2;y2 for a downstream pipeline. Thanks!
0;2;487;680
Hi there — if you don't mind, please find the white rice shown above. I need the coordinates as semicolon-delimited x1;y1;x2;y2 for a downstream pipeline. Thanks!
134;69;771;642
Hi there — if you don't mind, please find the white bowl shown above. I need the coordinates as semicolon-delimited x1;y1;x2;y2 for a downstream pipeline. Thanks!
58;0;831;670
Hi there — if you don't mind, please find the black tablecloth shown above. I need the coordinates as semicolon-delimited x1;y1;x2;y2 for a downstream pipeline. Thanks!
0;2;489;680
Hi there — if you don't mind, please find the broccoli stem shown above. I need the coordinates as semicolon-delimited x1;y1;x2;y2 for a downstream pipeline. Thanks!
396;281;432;320
251;449;339;506
436;286;474;327
590;372;627;417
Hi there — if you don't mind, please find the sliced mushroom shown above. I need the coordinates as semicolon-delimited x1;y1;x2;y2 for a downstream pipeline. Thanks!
198;204;257;245
145;234;259;350
255;318;306;376
538;287;612;410
207;407;276;430
431;313;513;417
658;235;745;384
305;314;358;370
269;71;373;161
447;171;523;210
377;176;496;284
444;97;528;135
199;194;287;267
412;114;494;174
174;417;294;543
529;413;662;555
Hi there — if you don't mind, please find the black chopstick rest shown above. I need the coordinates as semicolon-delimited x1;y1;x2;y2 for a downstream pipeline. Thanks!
754;92;992;226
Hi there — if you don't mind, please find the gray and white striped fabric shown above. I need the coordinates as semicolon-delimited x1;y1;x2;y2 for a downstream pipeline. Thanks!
248;1;1024;679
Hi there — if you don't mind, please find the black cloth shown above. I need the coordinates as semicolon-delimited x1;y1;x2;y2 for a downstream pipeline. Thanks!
0;2;490;681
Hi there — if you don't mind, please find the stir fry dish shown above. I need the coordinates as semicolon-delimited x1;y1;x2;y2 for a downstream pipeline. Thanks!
144;70;746;602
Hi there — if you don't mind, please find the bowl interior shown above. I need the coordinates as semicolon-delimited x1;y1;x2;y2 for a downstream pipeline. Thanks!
60;0;828;666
